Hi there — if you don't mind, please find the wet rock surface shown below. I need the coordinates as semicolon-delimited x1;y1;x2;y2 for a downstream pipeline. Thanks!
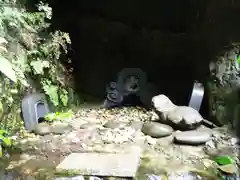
1;99;239;179
174;130;212;145
207;46;240;127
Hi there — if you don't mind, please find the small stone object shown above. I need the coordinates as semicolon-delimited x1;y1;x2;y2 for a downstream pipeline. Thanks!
103;121;127;129
174;130;212;145
141;122;173;138
218;164;238;174
19;153;32;161
52;123;71;134
32;123;52;135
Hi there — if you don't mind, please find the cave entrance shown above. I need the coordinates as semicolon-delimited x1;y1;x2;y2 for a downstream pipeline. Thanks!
47;0;212;117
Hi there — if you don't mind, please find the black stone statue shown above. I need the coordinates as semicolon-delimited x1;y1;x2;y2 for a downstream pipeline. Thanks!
103;68;147;108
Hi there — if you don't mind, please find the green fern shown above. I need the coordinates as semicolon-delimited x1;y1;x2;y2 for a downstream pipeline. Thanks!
0;1;75;133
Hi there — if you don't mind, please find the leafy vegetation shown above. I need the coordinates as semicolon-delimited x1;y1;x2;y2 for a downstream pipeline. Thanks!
0;0;76;133
214;156;234;166
0;129;12;157
44;110;73;122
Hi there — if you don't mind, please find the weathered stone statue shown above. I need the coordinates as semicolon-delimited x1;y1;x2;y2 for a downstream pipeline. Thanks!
152;94;203;130
103;68;150;108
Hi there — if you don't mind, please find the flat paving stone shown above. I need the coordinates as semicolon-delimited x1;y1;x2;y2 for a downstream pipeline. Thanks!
56;151;141;177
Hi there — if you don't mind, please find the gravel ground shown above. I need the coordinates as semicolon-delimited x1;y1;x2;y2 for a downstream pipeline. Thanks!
1;106;239;179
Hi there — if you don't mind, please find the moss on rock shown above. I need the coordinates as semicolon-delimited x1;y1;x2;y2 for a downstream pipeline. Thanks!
207;45;240;129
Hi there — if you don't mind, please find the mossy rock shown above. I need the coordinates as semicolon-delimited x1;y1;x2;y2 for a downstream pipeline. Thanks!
207;46;240;127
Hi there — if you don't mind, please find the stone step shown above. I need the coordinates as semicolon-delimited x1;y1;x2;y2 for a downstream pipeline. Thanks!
56;151;141;177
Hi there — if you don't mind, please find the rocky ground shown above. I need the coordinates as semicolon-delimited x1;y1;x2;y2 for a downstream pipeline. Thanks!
1;100;240;179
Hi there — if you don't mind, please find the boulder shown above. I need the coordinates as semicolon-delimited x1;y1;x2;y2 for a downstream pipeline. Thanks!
141;122;173;138
167;106;203;130
152;94;203;130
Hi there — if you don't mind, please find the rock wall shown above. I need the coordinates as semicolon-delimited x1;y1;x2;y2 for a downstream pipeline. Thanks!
48;0;240;124
207;45;240;130
68;16;199;104
48;0;208;102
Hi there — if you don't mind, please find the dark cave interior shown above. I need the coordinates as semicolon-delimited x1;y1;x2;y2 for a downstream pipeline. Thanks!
27;0;240;117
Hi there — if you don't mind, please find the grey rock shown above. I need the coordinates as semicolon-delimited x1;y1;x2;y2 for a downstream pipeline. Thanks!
141;122;173;138
174;130;212;145
218;164;238;174
33;122;71;135
167;106;203;130
152;94;203;130
152;94;177;120
51;123;71;135
19;153;32;161
103;121;127;129
32;123;52;135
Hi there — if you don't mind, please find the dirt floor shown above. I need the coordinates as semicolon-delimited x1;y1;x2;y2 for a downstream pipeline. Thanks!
1;106;239;180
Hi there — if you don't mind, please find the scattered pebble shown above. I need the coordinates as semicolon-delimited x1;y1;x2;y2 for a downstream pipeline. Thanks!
3;105;239;179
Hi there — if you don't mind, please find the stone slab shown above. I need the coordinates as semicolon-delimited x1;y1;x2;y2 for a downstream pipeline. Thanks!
56;151;141;177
